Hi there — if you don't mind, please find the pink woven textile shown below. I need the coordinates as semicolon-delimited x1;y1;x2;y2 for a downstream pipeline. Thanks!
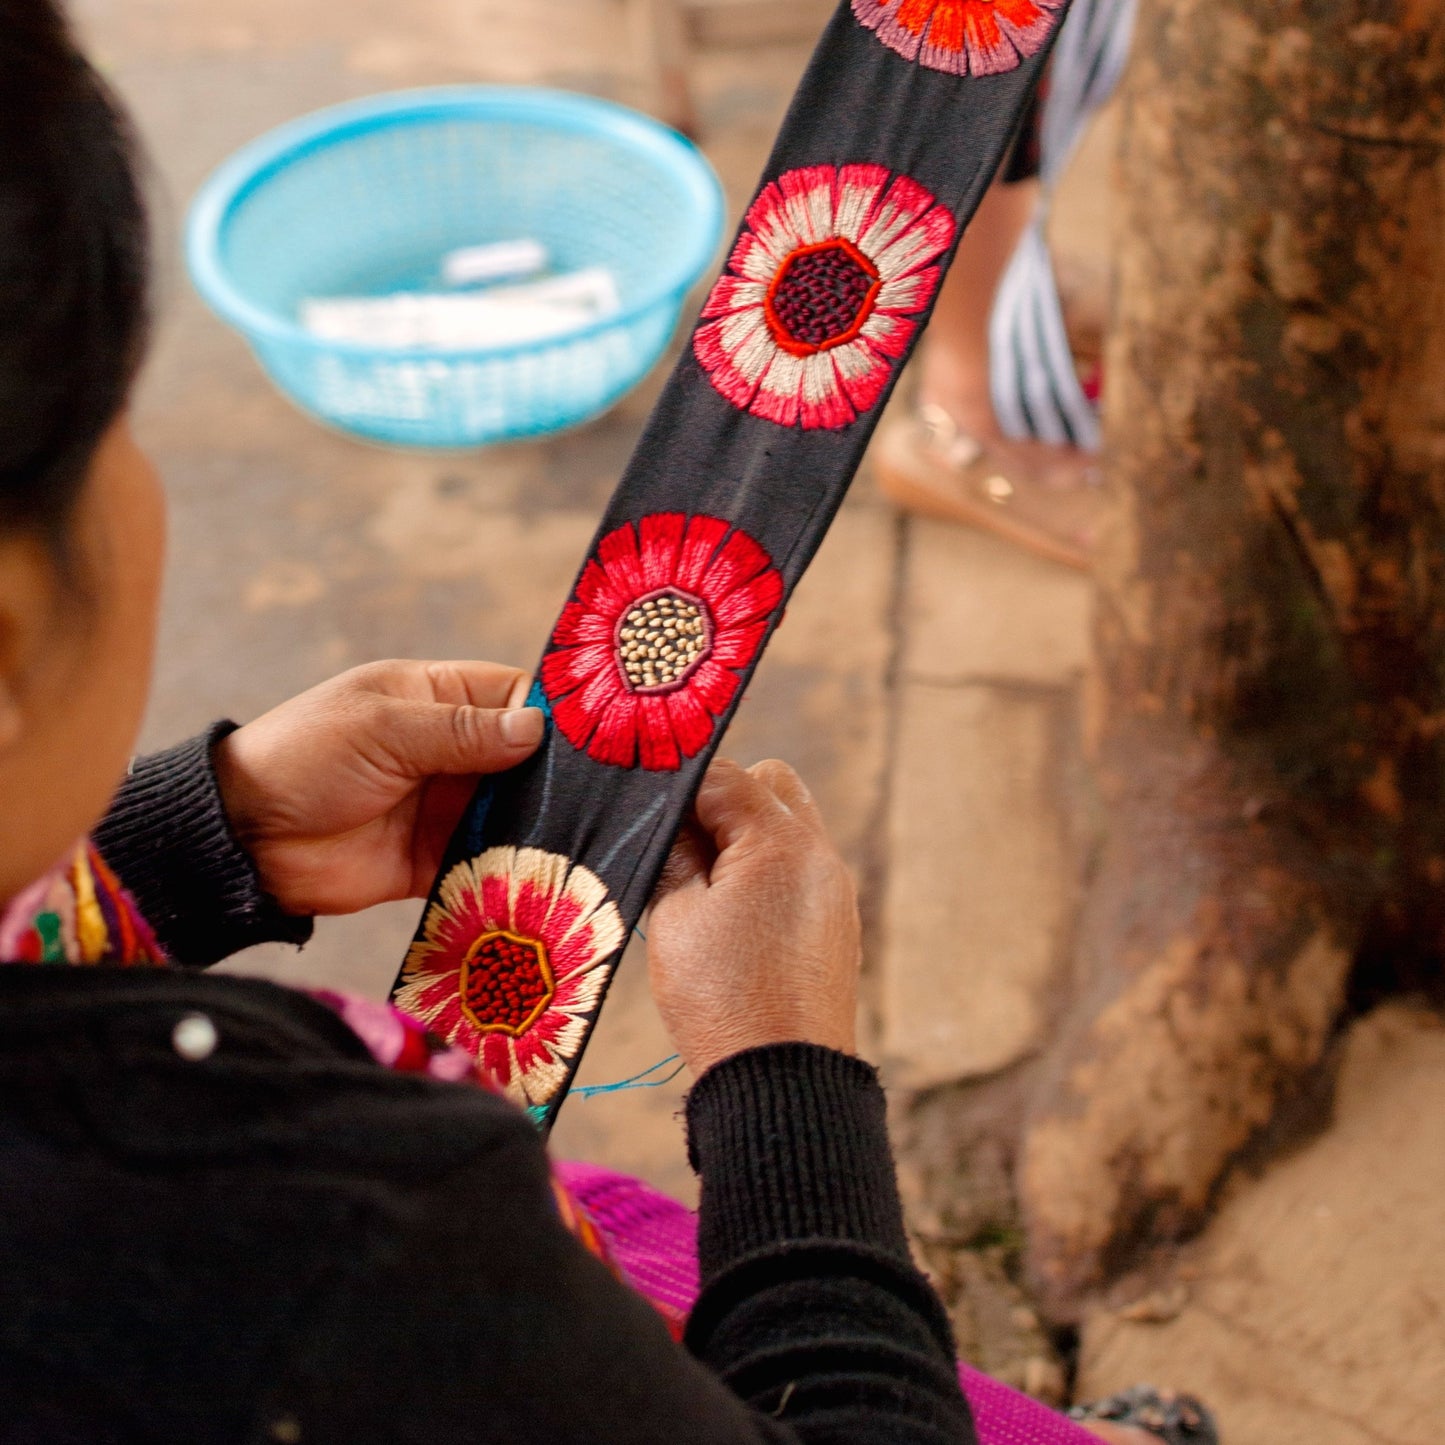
555;1161;1098;1445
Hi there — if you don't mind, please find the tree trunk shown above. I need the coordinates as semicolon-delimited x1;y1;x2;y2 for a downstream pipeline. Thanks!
1018;0;1445;1319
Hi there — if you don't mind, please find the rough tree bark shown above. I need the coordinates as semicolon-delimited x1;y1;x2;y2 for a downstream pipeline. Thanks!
1018;0;1445;1318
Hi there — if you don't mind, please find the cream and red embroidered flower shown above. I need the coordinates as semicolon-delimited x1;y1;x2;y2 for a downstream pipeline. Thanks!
395;847;625;1107
852;0;1064;76
693;164;956;429
541;513;783;770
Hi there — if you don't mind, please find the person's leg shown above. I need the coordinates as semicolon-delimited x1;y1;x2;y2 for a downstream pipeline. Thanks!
874;169;1107;569
917;177;1039;439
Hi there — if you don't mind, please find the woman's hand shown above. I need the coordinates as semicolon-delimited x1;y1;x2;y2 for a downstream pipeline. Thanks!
647;758;861;1077
213;660;543;916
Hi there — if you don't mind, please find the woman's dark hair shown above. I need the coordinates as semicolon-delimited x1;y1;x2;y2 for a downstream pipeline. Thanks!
0;0;149;535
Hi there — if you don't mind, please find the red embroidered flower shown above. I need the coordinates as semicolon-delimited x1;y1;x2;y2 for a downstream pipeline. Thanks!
852;0;1065;76
694;164;955;429
395;847;625;1108
541;514;784;770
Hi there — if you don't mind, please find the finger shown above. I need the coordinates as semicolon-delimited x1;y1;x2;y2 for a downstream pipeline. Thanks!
692;758;791;855
408;774;482;891
652;820;712;904
376;697;544;780
748;758;826;833
349;659;531;710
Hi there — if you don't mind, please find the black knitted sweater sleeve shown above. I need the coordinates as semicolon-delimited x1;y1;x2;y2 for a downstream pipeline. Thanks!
682;1043;977;1441
92;723;313;966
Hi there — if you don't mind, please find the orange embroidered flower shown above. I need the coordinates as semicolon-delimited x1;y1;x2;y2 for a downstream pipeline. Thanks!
852;0;1065;76
395;848;625;1108
694;164;954;429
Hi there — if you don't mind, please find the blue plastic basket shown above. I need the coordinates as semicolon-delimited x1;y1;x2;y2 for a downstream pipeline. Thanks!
185;87;724;448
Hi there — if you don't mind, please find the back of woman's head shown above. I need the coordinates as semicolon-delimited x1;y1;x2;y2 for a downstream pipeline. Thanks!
0;0;149;537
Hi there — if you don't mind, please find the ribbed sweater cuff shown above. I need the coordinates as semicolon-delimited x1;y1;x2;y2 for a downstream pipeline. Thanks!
686;1042;910;1281
93;723;313;967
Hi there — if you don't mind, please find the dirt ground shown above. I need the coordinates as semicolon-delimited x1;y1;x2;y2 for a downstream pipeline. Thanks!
80;2;1445;1439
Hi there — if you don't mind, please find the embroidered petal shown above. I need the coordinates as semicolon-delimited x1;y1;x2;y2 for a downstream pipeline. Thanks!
551;598;617;648
710;617;771;667
596;522;647;600
832;163;894;245
572;556;630;620
700;527;775;602
798;351;859;430
853;0;929;61
775;165;839;248
711;571;785;629
743;179;804;266
861;309;918;359
661;690;713;758
729;229;787;284
688;659;742;716
876;266;942;315
638;512;688;590
700;274;769;319
692;320;765;410
552;687;609;753
831;338;894;415
674;515;732;592
638;694;683;771
585;689;641;767
751;349;807;427
541;640;617;694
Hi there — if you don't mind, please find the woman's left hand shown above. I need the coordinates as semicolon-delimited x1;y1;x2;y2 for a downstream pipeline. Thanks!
212;660;544;917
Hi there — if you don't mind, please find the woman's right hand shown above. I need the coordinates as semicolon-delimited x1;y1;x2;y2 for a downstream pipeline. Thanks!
646;758;861;1079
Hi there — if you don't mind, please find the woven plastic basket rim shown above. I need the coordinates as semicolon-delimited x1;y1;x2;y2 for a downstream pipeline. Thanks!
185;85;725;361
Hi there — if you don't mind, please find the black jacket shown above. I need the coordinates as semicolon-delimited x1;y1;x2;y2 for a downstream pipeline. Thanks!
0;733;975;1443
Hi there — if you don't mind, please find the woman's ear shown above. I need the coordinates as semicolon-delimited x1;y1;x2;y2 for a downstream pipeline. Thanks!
0;530;62;752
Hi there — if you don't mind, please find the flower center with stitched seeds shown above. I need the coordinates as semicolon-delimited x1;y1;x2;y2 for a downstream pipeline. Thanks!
616;589;713;693
459;930;554;1035
767;240;880;352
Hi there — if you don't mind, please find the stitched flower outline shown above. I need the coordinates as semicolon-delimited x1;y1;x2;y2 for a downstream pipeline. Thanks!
693;164;956;429
852;0;1066;76
541;514;784;770
395;847;625;1107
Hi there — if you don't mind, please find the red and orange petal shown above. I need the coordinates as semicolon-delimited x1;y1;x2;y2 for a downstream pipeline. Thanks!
852;0;1063;77
541;514;783;771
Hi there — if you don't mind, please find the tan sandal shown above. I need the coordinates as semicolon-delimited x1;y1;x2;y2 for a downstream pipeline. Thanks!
872;404;1106;572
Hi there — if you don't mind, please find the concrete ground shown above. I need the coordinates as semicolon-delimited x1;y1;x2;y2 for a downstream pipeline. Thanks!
81;1;1445;1437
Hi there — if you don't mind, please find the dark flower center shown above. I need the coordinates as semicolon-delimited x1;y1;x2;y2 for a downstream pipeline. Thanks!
616;588;713;693
460;930;554;1035
766;239;880;353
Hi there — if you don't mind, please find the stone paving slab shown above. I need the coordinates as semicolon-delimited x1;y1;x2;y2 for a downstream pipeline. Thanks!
881;674;1069;1090
902;519;1092;688
1077;1004;1445;1445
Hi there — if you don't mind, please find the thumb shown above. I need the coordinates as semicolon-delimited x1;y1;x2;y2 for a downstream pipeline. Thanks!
379;698;545;779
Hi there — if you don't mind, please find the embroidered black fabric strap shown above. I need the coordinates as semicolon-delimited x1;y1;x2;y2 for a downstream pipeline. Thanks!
394;0;1071;1129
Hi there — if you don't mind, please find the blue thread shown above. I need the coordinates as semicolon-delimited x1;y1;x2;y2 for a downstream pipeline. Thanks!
525;677;553;719
572;1054;684;1100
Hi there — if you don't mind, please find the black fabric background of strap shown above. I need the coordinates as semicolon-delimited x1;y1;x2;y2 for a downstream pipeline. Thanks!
396;1;1067;1130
